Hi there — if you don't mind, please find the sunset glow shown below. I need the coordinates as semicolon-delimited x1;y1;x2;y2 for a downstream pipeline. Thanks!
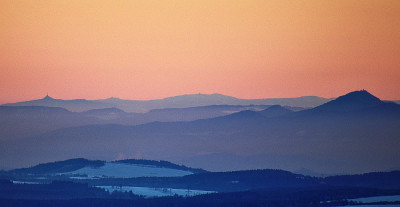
1;0;399;104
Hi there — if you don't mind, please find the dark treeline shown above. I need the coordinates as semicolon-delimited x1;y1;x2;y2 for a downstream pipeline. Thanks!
10;158;105;174
4;169;400;192
6;158;206;176
0;180;140;200
1;185;400;207
113;159;207;173
74;169;319;192
69;170;400;192
2;168;400;206
325;171;400;189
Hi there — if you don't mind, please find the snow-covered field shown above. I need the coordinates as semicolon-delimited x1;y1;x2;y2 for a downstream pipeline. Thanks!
348;195;400;203
65;162;193;178
11;180;40;184
96;185;215;197
337;205;400;207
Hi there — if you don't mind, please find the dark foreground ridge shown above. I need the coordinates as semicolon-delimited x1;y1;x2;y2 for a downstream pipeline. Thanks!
1;167;400;206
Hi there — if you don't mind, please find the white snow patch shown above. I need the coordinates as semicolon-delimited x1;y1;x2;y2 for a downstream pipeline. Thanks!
96;185;215;197
64;162;193;178
12;180;40;184
222;111;240;114
68;176;100;180
336;205;400;207
348;195;400;203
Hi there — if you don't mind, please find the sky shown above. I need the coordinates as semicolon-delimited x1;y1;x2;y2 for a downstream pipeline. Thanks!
0;0;399;104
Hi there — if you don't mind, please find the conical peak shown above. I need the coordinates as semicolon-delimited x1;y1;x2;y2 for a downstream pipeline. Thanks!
42;93;54;100
313;90;383;112
335;90;382;104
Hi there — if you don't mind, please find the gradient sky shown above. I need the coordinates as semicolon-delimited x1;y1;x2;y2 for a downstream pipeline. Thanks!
1;0;399;104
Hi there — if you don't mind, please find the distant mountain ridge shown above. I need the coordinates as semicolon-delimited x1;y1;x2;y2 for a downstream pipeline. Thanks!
2;95;110;112
0;105;103;141
0;93;322;142
0;104;277;141
3;93;330;113
258;105;293;118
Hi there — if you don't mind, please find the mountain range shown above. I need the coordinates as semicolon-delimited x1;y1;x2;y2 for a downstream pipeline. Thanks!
2;93;329;113
0;104;285;141
1;90;399;174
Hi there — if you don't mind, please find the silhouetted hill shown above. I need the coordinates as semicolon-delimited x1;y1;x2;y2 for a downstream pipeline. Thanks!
3;95;109;112
0;105;70;114
325;171;400;189
0;106;102;141
81;107;129;120
4;158;207;181
215;110;267;121
258;105;293;118
311;90;383;112
296;90;400;120
142;105;271;123
10;158;105;174
84;107;126;114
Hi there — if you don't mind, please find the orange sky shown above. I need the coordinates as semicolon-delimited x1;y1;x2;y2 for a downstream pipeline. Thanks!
0;0;399;104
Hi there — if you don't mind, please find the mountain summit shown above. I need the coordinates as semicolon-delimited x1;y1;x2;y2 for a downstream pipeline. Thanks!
258;105;293;118
41;94;56;101
312;90;383;112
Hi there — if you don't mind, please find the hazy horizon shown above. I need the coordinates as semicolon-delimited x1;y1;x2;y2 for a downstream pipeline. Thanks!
1;0;399;104
1;91;334;105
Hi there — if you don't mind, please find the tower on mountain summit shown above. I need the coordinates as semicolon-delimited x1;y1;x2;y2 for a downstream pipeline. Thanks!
43;93;53;100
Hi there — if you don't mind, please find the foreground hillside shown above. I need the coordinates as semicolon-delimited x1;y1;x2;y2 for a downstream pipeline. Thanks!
3;158;400;191
7;158;204;179
1;181;399;207
1;158;400;206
